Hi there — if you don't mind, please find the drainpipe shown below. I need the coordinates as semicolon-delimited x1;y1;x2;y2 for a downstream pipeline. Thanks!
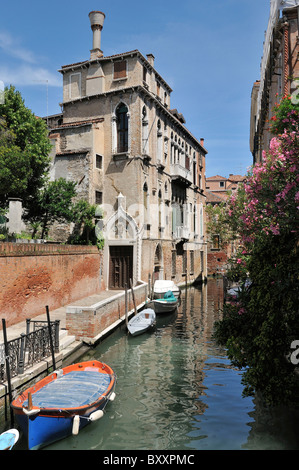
283;17;289;95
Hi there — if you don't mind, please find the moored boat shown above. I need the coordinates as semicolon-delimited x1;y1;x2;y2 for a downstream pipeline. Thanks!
152;290;179;313
127;308;156;336
11;360;116;450
0;429;19;450
153;280;180;299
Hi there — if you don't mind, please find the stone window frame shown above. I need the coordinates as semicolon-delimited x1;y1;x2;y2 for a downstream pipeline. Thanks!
96;154;103;170
95;190;103;205
111;100;131;156
69;72;81;100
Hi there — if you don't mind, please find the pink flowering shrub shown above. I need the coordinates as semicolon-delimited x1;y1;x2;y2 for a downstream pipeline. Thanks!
215;97;299;407
226;123;298;247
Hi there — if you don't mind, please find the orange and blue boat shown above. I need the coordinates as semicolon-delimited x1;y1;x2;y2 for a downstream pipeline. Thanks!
11;360;116;450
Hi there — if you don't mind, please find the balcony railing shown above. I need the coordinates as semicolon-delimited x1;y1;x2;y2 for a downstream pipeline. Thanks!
170;163;192;185
173;225;190;241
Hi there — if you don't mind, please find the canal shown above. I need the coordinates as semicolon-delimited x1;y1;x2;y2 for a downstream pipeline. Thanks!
16;279;299;450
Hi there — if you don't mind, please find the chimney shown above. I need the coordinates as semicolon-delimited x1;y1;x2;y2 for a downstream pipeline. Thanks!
146;54;155;67
89;11;105;59
200;138;205;147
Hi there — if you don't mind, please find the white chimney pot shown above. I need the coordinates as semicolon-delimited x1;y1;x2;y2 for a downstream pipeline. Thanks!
89;11;105;58
89;11;105;28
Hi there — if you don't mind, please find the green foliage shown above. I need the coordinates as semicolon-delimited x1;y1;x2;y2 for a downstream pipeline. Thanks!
215;234;299;407
0;145;31;196
25;178;77;239
206;202;235;248
269;93;299;136
69;199;98;245
0;86;51;208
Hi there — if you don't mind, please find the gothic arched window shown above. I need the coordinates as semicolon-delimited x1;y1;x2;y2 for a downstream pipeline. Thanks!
116;103;128;153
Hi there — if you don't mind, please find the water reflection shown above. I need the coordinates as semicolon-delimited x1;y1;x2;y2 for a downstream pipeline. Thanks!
16;279;299;450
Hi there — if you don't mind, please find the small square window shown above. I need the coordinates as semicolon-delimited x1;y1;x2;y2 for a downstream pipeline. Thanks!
219;181;225;188
95;191;103;205
96;154;103;169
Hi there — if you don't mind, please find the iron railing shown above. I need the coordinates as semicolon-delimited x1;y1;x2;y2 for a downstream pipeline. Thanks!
0;319;60;383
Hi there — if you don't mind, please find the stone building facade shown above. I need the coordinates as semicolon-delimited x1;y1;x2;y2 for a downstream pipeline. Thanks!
205;174;246;276
250;1;299;163
47;11;208;289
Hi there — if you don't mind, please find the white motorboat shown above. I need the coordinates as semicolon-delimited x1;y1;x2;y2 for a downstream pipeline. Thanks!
127;308;156;336
153;280;180;299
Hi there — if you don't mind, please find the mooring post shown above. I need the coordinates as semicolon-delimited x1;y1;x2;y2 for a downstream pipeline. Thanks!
2;318;14;425
148;273;151;301
152;271;155;299
130;279;137;316
18;333;26;375
46;306;56;371
125;283;128;326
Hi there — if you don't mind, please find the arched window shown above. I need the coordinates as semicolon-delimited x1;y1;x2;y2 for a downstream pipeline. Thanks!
157;120;162;163
158;189;162;229
143;182;148;212
143;182;149;225
116;103;128;153
142;105;149;155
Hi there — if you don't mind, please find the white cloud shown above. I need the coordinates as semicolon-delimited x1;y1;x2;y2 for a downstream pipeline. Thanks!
0;30;61;89
0;31;37;64
0;64;61;88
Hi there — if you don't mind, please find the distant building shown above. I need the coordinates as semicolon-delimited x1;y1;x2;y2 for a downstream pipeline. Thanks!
206;174;246;204
250;1;299;163
47;11;208;289
205;174;245;275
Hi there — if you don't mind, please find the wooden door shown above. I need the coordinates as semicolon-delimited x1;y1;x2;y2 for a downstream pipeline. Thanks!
109;246;133;289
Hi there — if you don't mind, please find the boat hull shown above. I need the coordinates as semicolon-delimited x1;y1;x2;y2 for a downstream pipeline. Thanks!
11;360;116;450
14;396;112;450
0;429;19;450
152;299;179;313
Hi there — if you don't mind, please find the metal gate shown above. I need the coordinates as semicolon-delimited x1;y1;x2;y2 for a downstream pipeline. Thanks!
109;245;133;289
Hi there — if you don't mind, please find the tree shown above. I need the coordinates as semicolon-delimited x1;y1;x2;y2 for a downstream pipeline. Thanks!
206;201;236;249
214;96;299;407
69;199;97;245
26;178;77;239
0;86;51;208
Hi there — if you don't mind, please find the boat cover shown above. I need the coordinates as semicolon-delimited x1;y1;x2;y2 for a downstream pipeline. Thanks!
163;291;177;302
23;371;112;409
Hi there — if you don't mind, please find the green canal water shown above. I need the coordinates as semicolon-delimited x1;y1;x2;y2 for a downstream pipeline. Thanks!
14;279;299;450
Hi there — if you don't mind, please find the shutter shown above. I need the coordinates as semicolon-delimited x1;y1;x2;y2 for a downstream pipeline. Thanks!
114;61;127;79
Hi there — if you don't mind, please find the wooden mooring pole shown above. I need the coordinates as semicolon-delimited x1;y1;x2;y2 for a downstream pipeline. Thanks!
46;306;56;371
125;283;128;327
2;318;14;425
130;279;137;316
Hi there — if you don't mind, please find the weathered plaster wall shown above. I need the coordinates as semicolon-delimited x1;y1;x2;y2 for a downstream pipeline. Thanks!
0;243;104;328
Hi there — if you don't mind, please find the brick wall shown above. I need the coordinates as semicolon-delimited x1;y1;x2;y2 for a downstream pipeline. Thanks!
66;282;148;340
0;243;104;328
207;251;228;276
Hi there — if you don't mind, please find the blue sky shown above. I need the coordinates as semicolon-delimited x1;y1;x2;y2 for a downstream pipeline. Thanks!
0;0;271;177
